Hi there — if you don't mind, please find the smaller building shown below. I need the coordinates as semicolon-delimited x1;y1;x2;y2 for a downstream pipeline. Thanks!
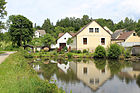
34;30;46;38
111;30;140;47
51;32;76;49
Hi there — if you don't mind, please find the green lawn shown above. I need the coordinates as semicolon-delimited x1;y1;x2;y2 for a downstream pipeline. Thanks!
0;51;64;93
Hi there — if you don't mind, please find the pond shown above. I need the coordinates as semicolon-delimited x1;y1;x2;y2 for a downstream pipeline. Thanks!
32;58;140;93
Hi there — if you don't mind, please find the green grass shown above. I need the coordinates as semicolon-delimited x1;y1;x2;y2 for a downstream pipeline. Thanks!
0;51;5;54
0;51;64;93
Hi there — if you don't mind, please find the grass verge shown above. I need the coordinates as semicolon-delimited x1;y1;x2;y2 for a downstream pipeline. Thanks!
0;51;64;93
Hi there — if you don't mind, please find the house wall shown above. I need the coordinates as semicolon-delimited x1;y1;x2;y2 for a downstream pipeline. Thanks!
51;32;72;49
125;33;140;42
76;21;111;52
34;31;40;38
70;37;77;50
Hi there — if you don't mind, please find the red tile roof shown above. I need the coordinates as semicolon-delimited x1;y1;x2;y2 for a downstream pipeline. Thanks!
117;31;134;40
58;32;76;38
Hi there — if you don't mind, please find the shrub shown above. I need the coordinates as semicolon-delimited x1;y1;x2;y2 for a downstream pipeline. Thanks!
120;45;125;54
83;49;88;53
124;49;131;58
107;43;121;59
63;46;68;52
23;50;33;58
77;50;82;54
67;53;73;59
94;45;106;58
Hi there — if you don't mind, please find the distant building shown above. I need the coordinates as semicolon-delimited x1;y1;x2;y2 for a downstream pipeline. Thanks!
111;30;140;47
34;30;46;38
51;32;76;49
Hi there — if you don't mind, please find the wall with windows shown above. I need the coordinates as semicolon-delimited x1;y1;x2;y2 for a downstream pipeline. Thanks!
76;21;111;52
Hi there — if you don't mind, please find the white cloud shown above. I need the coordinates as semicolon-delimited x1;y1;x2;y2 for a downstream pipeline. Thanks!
5;0;140;25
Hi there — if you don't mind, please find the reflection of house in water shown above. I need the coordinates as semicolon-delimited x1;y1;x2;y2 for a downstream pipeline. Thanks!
119;63;140;79
57;62;70;74
70;61;111;91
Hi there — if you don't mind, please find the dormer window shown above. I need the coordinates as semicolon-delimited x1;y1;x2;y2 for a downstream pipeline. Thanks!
95;28;99;33
133;33;136;36
89;28;94;33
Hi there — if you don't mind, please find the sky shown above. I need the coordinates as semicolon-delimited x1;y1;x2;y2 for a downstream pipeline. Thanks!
5;0;140;26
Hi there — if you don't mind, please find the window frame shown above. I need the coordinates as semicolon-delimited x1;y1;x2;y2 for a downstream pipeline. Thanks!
83;38;87;45
89;28;94;33
95;28;99;33
101;38;105;45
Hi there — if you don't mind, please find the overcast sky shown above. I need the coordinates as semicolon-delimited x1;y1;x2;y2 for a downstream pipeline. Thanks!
6;0;140;26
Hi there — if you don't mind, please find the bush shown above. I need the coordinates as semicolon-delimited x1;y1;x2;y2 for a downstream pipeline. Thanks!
23;50;33;58
107;43;121;59
124;49;131;58
77;50;82;54
94;45;106;58
63;46;68;52
120;45;125;54
83;49;88;53
67;53;73;59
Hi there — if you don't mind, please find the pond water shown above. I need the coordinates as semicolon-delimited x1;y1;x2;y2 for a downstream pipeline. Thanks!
33;58;140;93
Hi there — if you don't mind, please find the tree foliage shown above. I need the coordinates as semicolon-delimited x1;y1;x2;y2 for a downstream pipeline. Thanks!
42;18;54;34
8;15;34;46
41;34;55;47
0;0;7;30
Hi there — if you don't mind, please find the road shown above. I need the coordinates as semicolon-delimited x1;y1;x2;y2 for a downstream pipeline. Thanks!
0;52;16;64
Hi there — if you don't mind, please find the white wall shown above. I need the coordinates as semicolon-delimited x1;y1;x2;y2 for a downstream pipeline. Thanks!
51;32;72;48
34;31;40;38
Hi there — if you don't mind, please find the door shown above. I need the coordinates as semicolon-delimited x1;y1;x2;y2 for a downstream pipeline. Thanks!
59;43;66;48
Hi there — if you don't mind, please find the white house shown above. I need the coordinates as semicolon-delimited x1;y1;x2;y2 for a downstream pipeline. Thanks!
51;32;76;49
34;30;46;38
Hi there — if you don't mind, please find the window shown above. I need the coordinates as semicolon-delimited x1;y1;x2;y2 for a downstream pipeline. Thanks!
64;38;66;39
95;78;99;85
83;67;87;74
95;28;99;33
89;28;94;33
101;38;105;45
83;38;87;45
101;68;105;74
133;33;136;36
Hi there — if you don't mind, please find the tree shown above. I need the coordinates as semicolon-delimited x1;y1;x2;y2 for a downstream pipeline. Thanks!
42;18;54;34
67;38;73;45
8;15;34;46
41;34;55;47
0;0;7;31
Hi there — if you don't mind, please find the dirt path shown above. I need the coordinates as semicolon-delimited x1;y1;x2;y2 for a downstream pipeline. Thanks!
0;52;16;64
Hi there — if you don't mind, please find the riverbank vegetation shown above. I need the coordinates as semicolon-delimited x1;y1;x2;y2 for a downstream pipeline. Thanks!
0;50;64;93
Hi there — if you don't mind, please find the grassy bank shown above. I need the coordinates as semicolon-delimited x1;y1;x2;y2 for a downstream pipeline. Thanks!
0;51;64;93
0;51;5;54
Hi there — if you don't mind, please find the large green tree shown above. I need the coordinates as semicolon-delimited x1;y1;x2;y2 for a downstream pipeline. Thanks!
42;18;54;34
8;15;34;46
41;34;55;47
0;0;7;31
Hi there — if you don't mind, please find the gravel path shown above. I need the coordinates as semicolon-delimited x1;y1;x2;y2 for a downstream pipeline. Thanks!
0;52;16;64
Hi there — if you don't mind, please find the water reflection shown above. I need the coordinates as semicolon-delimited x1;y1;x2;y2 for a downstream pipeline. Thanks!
32;58;140;93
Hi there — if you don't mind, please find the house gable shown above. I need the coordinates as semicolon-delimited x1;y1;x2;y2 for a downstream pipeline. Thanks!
125;31;140;42
75;21;111;52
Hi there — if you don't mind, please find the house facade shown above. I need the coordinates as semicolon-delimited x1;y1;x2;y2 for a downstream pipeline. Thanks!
34;30;46;38
70;21;111;52
51;32;76;49
111;31;140;47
